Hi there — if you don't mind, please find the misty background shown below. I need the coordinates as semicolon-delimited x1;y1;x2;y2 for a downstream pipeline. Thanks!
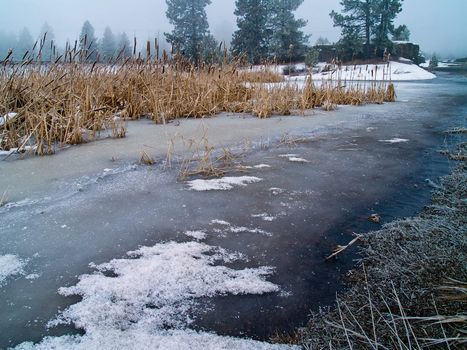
1;0;466;57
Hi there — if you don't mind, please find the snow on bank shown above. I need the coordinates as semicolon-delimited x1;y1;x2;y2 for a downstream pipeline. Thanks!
310;61;436;81
16;241;291;349
0;254;26;286
187;176;262;191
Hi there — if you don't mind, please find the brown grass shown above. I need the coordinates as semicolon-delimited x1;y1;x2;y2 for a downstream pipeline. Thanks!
140;150;155;165
0;51;396;156
238;69;284;83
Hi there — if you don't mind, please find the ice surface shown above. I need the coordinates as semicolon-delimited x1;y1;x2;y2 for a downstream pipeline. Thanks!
187;176;262;191
15;241;288;349
0;254;26;286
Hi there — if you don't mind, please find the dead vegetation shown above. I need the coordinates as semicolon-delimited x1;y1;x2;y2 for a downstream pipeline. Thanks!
177;132;243;180
296;150;466;349
0;48;396;156
0;189;7;207
139;150;155;165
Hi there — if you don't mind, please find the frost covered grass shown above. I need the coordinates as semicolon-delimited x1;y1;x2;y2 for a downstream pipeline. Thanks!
0;254;26;286
187;176;262;191
297;155;466;349
1;50;396;156
14;241;295;349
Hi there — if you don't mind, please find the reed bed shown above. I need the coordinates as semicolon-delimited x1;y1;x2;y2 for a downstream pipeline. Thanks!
0;51;396;156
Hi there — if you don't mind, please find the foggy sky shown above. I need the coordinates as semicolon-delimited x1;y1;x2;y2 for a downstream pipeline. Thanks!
1;0;466;57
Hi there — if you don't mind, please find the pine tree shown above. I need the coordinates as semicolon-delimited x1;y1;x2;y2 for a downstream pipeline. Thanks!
315;37;331;45
269;0;309;62
100;27;117;61
373;0;403;54
331;0;404;59
165;0;214;62
231;0;270;64
392;24;410;41
15;27;34;61
79;20;98;62
428;53;438;71
116;32;132;59
39;22;55;61
330;0;375;59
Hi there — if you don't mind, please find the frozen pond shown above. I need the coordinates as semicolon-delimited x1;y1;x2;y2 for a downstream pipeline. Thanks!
0;73;466;348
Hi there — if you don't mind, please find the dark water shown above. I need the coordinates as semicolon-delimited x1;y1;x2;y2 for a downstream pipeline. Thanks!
0;74;466;348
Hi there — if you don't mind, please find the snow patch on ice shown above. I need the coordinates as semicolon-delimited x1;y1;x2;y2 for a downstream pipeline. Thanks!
0;254;26;286
279;154;309;163
184;230;207;240
288;157;309;163
210;219;230;226
210;219;273;236
15;241;290;349
25;273;40;280
278;154;299;158
378;138;409;144
252;213;276;222
254;164;271;169
187;176;262;191
15;329;298;350
269;187;285;195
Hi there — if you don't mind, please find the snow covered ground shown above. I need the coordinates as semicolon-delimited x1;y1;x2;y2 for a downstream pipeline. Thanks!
14;241;296;349
420;60;463;69
308;61;436;81
247;60;436;82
